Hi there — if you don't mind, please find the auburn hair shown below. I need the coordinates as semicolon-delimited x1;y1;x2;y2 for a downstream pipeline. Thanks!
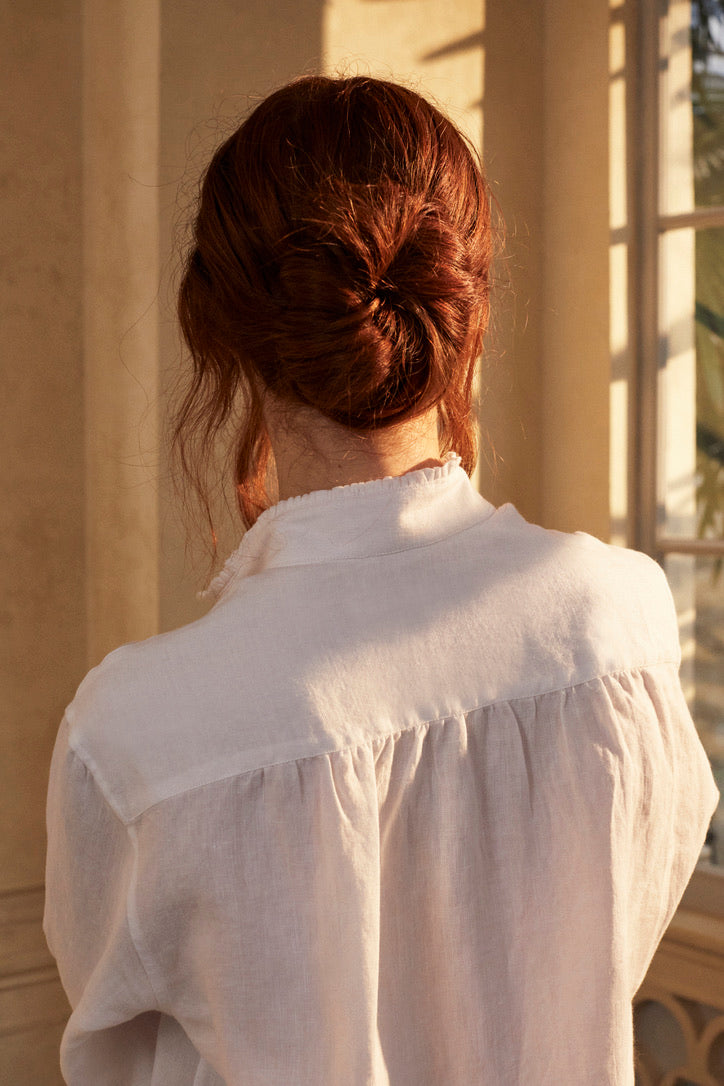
174;75;494;541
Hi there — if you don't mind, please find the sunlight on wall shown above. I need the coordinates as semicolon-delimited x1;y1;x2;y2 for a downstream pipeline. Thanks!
609;0;630;547
540;0;611;540
322;0;483;146
322;0;485;492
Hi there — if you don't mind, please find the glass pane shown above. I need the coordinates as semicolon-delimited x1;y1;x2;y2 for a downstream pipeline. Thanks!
693;0;724;208
658;225;724;541
664;553;724;866
658;227;697;537
660;0;724;215
695;227;724;540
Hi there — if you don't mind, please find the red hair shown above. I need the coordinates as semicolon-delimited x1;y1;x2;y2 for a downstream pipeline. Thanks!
175;75;494;540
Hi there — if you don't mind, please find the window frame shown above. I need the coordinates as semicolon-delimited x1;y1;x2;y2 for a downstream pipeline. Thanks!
632;0;724;904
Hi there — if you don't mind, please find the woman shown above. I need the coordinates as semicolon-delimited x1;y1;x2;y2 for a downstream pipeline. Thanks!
44;76;718;1085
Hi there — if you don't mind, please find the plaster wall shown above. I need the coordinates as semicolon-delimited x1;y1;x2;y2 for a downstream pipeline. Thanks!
0;0;84;894
1;2;83;1077
157;0;325;634
480;0;545;524
83;0;161;664
541;0;612;538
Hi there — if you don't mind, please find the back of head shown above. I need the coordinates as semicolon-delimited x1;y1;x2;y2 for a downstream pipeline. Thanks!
176;75;494;533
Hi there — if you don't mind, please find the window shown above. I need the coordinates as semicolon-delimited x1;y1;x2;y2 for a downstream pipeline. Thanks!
636;0;724;868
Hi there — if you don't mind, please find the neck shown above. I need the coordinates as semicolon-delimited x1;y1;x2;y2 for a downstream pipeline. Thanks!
262;399;443;503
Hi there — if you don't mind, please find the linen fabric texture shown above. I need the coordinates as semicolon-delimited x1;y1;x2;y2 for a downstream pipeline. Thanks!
44;454;720;1085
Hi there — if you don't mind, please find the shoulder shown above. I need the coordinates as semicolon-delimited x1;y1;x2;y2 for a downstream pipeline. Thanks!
481;507;681;680
62;571;325;822
63;602;248;820
571;530;679;661
495;503;672;597
67;570;276;725
561;525;676;638
61;511;681;820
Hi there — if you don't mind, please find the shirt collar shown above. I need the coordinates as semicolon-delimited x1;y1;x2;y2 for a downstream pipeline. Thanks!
200;452;495;603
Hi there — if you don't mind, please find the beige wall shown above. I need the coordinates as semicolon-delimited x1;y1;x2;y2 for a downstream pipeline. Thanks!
158;0;325;634
480;1;545;523
1;1;622;1080
541;0;612;540
1;1;84;1078
1;0;84;894
83;0;162;663
483;0;614;539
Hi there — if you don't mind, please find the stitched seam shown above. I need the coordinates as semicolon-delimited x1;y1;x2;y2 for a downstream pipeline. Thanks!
64;706;128;825
118;658;682;824
55;727;165;1009
126;822;166;1009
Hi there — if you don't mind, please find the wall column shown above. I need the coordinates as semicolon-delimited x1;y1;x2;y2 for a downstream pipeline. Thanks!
83;0;161;664
541;0;611;539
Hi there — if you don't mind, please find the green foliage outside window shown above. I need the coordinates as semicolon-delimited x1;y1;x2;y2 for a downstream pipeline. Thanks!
693;1;724;554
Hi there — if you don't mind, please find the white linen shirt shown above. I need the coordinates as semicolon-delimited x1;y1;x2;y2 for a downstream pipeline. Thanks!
44;453;719;1085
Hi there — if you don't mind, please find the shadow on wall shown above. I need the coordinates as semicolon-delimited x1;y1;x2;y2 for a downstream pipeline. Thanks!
158;0;326;633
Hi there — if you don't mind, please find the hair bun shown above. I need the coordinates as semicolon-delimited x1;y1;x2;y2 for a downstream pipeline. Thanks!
176;75;493;533
261;192;479;427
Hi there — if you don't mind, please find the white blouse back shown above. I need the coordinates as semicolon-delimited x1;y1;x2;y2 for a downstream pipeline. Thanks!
44;455;720;1084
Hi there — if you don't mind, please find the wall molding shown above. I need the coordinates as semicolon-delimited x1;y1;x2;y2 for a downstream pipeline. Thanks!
0;886;68;1038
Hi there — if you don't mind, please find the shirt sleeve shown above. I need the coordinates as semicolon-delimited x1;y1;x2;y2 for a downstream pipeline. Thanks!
630;562;721;994
618;661;720;998
43;715;163;1084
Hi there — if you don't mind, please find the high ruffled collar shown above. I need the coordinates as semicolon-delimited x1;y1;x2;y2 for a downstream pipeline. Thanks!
199;452;495;603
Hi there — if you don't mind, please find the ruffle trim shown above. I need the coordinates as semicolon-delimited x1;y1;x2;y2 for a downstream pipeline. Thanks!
198;452;462;603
